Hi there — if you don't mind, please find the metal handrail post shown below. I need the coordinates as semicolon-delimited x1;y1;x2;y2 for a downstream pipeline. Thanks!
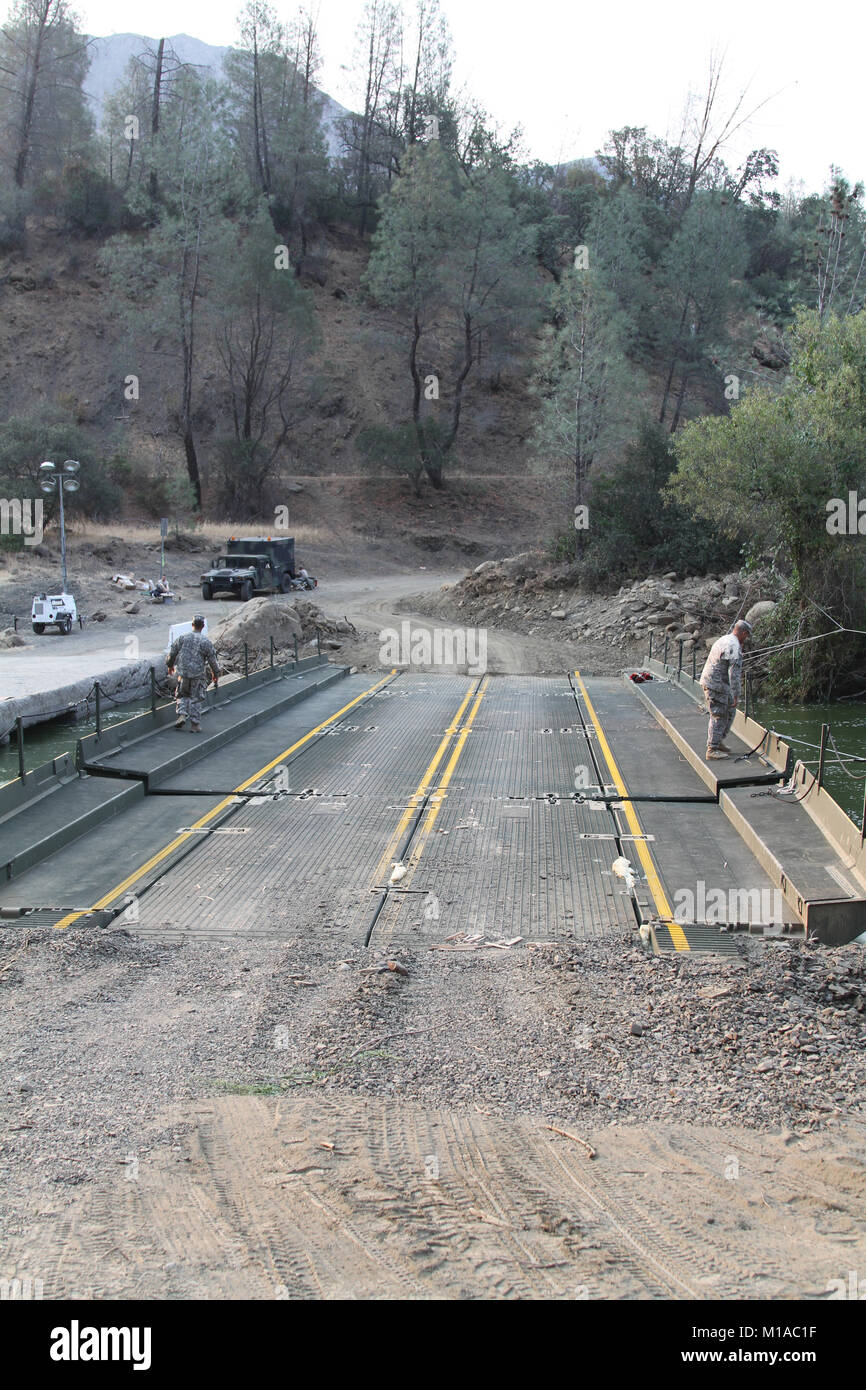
817;724;828;792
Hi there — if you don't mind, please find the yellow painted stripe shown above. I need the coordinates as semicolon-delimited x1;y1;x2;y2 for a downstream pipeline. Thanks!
406;677;489;871
373;679;481;886
574;671;689;952
54;670;398;930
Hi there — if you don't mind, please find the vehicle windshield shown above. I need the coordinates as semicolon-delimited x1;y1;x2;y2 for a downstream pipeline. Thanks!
217;556;261;567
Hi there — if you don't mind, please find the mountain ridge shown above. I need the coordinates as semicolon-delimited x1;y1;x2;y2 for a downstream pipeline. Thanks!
84;31;350;159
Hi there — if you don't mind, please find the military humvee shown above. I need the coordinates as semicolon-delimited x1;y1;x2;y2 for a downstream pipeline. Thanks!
200;537;296;602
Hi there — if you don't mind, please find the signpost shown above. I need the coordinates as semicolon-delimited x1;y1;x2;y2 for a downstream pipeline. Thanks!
160;517;168;581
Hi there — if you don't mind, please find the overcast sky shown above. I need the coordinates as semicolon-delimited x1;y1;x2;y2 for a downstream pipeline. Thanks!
66;0;864;192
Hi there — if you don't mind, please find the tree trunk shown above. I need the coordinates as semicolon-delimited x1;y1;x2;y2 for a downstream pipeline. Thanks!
407;19;422;143
252;31;270;195
13;0;51;188
438;309;474;480
669;367;690;433
658;300;690;424
148;38;164;202
183;428;202;507
409;310;431;478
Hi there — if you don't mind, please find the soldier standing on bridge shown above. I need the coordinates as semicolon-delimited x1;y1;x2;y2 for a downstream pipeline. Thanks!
166;615;220;733
700;619;752;761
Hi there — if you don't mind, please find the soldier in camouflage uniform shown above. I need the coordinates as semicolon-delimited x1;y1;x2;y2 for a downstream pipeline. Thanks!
699;620;752;761
166;616;220;732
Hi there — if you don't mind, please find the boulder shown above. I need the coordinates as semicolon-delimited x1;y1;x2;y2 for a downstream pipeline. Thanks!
745;600;777;625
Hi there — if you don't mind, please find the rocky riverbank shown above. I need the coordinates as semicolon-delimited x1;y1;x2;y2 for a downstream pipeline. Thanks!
407;552;783;662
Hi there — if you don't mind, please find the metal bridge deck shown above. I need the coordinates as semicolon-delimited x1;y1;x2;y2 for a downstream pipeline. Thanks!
3;669;851;950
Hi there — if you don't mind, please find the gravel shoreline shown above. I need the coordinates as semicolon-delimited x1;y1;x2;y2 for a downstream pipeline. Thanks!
2;923;864;1250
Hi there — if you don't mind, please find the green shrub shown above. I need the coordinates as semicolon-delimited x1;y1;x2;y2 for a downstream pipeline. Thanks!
0;187;30;252
129;464;198;521
357;421;440;495
206;438;279;520
35;159;123;237
0;408;123;522
555;419;741;587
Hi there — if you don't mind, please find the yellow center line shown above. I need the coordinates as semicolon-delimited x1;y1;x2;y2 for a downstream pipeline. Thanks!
574;671;689;952
54;670;399;930
372;679;482;886
406;676;489;872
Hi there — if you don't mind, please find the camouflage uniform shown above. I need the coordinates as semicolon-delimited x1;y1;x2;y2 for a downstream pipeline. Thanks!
699;633;743;751
167;630;220;728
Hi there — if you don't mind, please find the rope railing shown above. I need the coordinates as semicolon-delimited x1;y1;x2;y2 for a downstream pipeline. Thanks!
644;631;866;831
2;633;327;780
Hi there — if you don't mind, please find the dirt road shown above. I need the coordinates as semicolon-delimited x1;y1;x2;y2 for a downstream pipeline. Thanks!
2;928;864;1301
318;571;624;676
1;567;618;700
0;574;447;701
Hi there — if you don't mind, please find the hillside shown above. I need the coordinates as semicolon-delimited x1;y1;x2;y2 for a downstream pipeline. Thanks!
0;217;786;533
0;221;548;496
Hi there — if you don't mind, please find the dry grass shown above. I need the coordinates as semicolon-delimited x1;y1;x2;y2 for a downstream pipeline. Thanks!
68;521;332;546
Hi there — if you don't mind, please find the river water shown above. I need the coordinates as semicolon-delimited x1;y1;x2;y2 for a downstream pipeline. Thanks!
0;697;165;785
753;700;866;829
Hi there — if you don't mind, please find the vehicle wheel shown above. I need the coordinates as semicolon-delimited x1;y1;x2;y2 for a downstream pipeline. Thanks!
240;580;254;602
61;617;72;634
201;582;213;601
32;622;44;634
280;572;293;594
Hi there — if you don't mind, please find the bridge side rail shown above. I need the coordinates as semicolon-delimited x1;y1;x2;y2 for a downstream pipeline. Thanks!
629;657;866;931
75;654;328;765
